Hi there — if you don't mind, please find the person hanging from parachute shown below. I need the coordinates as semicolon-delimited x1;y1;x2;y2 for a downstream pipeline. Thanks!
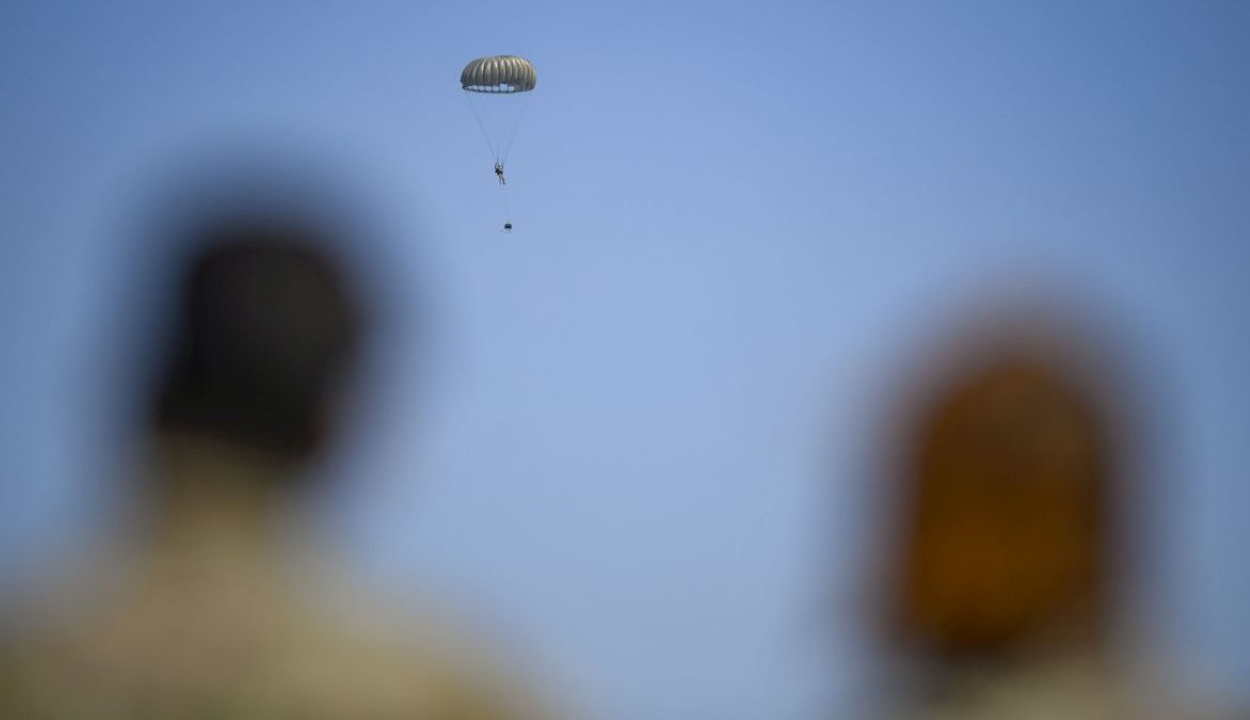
461;55;535;229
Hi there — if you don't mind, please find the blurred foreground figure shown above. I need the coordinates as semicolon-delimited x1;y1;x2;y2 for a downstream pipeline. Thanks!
0;197;550;718
876;315;1235;719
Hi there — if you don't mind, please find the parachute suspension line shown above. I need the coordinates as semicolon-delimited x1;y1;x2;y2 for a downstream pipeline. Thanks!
464;93;500;164
495;91;532;166
464;91;529;167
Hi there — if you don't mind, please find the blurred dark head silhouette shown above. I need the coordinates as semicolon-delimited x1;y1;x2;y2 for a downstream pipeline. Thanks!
153;216;364;466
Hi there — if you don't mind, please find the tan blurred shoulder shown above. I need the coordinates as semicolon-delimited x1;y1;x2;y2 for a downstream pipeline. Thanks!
0;565;560;719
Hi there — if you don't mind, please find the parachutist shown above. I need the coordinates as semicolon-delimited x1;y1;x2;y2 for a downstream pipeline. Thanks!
495;163;506;185
503;222;513;232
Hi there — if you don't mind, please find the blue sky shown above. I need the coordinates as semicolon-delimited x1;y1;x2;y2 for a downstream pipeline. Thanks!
1;2;1248;717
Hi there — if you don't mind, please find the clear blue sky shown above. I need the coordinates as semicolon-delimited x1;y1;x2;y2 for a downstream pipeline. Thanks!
1;2;1248;717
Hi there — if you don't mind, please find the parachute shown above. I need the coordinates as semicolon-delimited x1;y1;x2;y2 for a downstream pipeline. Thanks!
461;56;537;169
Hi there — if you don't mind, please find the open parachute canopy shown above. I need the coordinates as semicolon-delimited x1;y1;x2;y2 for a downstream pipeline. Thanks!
461;56;536;166
460;55;537;94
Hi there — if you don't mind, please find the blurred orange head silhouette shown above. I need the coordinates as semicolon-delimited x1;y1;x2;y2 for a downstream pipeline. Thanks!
887;324;1114;664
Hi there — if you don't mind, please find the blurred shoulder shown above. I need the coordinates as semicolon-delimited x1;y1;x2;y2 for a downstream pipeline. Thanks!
0;557;562;719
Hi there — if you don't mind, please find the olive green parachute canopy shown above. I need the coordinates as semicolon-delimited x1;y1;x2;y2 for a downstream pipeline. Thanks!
461;56;537;94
